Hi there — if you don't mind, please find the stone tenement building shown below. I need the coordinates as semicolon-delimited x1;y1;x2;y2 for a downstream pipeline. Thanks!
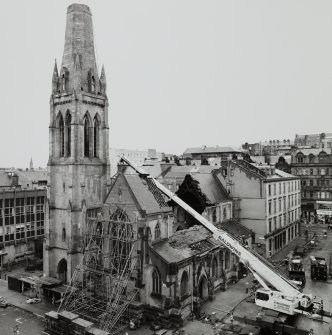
291;148;332;221
216;160;301;257
44;4;110;283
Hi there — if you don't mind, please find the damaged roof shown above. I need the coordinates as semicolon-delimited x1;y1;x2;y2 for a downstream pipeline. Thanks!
152;221;251;264
152;225;219;263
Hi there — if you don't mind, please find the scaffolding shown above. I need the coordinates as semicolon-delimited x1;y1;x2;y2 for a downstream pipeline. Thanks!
58;207;138;334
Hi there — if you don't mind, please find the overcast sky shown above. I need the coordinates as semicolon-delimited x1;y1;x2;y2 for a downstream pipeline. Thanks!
1;1;332;168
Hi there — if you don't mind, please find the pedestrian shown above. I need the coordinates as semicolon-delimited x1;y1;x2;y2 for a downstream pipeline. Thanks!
129;319;135;329
13;325;19;335
230;312;234;330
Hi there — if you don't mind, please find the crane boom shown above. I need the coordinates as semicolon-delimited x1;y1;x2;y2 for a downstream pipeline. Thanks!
119;157;318;316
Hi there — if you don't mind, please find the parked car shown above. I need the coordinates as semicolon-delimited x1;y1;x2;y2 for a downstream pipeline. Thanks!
26;298;41;304
0;297;9;308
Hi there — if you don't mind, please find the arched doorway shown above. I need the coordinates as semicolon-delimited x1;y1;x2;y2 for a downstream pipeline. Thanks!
198;275;208;300
57;258;67;284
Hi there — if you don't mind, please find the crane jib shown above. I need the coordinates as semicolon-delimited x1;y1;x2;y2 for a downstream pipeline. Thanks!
214;234;241;257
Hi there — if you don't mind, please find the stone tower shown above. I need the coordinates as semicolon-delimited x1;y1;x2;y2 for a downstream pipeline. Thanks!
44;4;110;283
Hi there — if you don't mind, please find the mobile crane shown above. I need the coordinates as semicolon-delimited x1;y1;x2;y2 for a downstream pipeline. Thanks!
120;157;328;319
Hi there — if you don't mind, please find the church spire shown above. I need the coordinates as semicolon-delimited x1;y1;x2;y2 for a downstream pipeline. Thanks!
60;4;100;94
30;157;34;171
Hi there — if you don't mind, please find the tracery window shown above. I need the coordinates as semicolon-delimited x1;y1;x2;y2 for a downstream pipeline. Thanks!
93;115;99;157
66;112;71;156
84;115;90;157
152;267;161;294
59;114;64;157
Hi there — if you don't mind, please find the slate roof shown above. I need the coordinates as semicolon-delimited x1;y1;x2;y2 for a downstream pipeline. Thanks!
17;170;47;182
140;163;175;179
230;160;298;181
105;173;171;215
192;173;230;204
183;146;247;155
163;166;199;179
270;169;297;179
0;172;13;187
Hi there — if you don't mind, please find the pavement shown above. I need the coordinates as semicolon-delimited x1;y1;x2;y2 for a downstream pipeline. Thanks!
118;275;253;335
0;278;55;319
269;236;303;263
0;305;45;335
200;274;254;320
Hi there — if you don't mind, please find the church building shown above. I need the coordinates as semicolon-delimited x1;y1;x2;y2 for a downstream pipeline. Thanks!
44;3;110;283
45;4;251;330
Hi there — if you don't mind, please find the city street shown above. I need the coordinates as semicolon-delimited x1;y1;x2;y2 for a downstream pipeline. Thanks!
0;306;44;335
292;223;332;334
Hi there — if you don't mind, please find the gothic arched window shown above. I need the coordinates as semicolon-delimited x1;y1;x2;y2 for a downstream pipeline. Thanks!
152;267;161;294
58;114;64;157
212;257;218;277
66;112;71;157
180;271;188;297
93;115;99;157
84;115;90;157
155;223;161;240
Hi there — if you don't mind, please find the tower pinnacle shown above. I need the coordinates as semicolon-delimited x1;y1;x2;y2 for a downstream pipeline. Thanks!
52;59;59;93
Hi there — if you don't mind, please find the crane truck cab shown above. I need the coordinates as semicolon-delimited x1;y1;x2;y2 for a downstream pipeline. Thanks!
310;256;328;280
256;290;300;315
288;256;306;288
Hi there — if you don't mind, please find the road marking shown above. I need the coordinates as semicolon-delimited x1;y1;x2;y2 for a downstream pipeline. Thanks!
15;317;22;324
